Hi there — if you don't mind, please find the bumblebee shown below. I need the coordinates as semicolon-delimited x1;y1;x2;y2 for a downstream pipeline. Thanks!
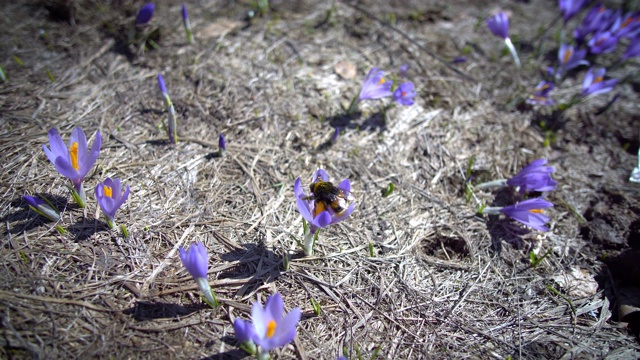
308;181;354;217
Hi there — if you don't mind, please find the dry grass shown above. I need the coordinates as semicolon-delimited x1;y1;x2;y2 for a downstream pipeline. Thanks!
1;0;640;359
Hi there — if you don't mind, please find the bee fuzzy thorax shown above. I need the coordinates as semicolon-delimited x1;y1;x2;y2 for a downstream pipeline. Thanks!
309;180;354;216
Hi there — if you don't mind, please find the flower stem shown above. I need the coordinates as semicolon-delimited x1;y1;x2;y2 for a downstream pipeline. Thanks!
504;37;521;68
256;348;270;360
303;225;316;256
196;277;219;308
345;93;360;115
69;184;86;208
481;206;503;215
474;179;507;190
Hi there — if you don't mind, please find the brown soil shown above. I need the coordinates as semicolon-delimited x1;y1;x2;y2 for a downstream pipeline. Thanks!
1;0;639;359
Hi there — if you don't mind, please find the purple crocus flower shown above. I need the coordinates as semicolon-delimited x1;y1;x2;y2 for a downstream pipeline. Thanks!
158;73;177;144
219;134;226;152
393;82;416;106
135;3;155;27
294;169;355;234
526;82;555;106
236;293;301;353
506;159;557;193
588;31;618;54
358;68;392;101
399;64;409;78
95;177;130;229
581;67;617;96
179;242;218;308
557;44;588;75
182;3;194;44
23;195;60;222
500;198;554;231
157;73;167;96
559;0;586;23
486;12;520;67
42;127;102;207
487;11;509;39
623;39;640;60
179;242;208;279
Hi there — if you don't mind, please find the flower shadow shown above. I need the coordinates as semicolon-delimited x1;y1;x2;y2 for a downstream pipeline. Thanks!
326;109;388;132
485;187;532;253
2;194;68;235
201;343;248;360
123;301;202;321
218;242;283;295
68;219;110;242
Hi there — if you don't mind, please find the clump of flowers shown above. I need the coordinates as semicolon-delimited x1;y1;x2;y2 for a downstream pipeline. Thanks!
179;242;219;308
476;159;556;232
346;66;416;115
42;127;102;208
294;169;355;256
233;293;301;359
486;11;520;68
157;73;177;144
95;178;130;230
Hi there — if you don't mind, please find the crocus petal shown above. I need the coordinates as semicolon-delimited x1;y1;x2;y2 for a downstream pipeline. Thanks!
294;178;314;223
312;211;333;228
265;293;284;321
233;318;255;343
23;195;41;208
337;179;351;193
251;301;269;341
81;130;101;178
43;128;67;165
179;242;209;279
269;307;301;348
487;12;509;39
313;169;329;182
54;157;80;183
135;3;155;26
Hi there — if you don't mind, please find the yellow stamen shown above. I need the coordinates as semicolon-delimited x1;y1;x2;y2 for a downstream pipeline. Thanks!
529;209;543;214
563;49;572;63
69;142;79;171
378;78;385;85
104;185;113;198
594;76;603;83
266;320;277;338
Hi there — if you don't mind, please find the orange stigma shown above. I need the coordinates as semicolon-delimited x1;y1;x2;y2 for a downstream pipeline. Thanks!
563;49;572;63
378;78;386;85
104;185;113;198
69;142;79;171
266;320;277;338
401;91;407;97
594;76;603;83
529;209;543;214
